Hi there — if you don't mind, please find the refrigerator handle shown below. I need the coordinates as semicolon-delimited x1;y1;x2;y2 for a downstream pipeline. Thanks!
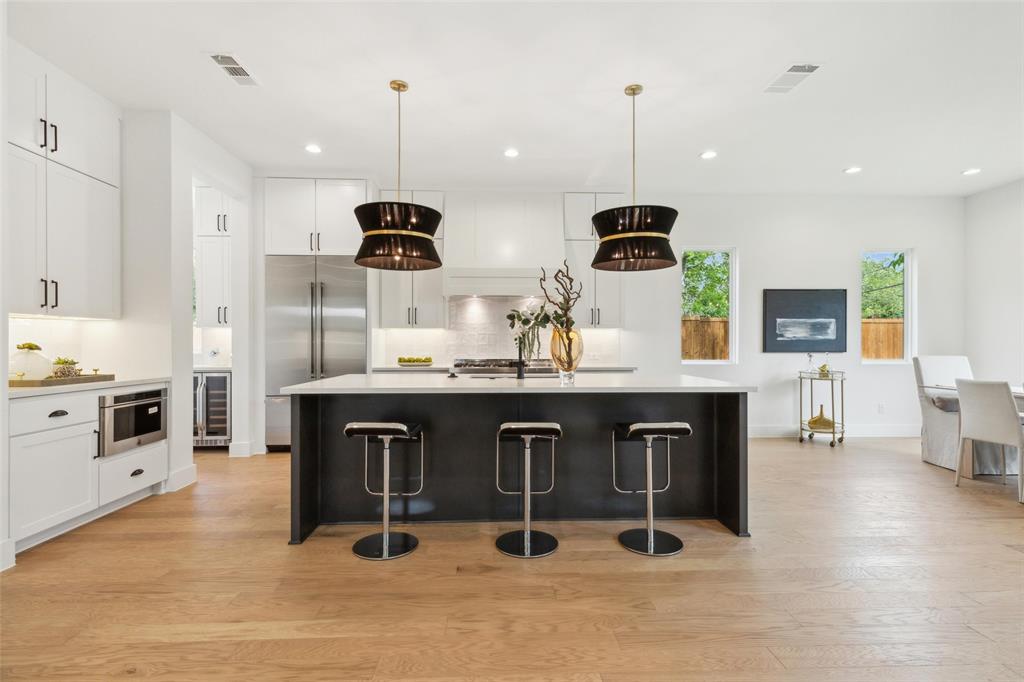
319;281;326;378
309;282;316;378
197;375;206;438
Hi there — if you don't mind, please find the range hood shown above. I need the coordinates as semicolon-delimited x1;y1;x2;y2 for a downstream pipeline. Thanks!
443;266;556;297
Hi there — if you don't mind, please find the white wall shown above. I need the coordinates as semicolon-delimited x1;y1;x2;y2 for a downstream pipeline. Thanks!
1;0;12;570
965;179;1024;384
619;193;967;437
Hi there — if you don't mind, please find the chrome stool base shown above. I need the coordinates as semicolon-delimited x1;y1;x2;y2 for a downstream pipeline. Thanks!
496;529;558;559
352;531;419;561
618;528;683;557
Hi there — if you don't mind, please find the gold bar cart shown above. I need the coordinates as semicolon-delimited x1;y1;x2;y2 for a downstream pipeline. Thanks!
798;369;846;447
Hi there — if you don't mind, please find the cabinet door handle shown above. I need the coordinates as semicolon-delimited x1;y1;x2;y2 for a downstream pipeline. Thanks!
217;306;222;324
414;307;418;325
50;123;58;153
94;429;101;459
316;232;321;251
407;307;411;325
216;214;222;232
48;409;69;418
309;232;314;252
130;468;145;477
224;306;228;325
51;280;58;308
590;308;594;325
597;308;601;326
39;119;48;149
40;278;48;308
222;214;228;232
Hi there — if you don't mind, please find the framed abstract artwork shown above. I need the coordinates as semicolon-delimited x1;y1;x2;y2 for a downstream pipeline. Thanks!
763;289;847;353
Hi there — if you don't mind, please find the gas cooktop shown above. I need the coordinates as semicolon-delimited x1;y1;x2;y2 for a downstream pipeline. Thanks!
451;358;557;375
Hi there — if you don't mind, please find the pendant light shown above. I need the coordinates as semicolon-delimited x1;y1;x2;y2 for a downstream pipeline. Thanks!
591;84;678;272
354;80;443;271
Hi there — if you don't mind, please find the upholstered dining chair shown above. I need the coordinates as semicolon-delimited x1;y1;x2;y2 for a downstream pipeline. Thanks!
913;356;973;469
954;378;1024;503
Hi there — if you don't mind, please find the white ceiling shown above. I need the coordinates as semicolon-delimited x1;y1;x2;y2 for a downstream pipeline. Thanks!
9;1;1023;196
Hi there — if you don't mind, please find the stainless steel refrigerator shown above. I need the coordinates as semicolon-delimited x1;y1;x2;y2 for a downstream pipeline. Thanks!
265;255;367;448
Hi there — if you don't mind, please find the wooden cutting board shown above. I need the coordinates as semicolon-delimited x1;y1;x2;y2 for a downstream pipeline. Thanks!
9;374;116;388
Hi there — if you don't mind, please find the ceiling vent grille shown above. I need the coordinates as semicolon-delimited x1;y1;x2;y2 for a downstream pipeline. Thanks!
764;64;820;94
211;54;258;86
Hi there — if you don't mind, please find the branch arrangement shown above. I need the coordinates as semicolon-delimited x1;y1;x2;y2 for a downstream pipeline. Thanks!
539;260;583;330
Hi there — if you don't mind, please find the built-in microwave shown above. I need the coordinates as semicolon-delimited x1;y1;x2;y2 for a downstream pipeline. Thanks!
98;388;168;457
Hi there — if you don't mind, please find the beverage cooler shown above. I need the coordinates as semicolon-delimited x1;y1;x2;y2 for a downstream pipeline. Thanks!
193;370;232;447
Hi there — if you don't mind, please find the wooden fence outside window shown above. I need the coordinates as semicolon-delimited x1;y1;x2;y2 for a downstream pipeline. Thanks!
862;318;904;360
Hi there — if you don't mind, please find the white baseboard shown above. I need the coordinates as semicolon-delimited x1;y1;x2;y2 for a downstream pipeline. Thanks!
0;538;15;572
751;424;921;438
166;463;197;491
228;441;252;457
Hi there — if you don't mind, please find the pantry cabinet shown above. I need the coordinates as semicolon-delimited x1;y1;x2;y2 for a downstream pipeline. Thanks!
196;236;232;327
264;177;368;255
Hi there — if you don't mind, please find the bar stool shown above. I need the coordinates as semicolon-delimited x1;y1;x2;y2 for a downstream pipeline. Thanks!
495;422;561;558
343;422;425;560
611;421;692;557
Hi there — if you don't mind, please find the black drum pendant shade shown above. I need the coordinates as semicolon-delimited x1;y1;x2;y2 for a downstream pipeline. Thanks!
354;201;442;271
591;205;678;271
591;83;678;272
355;79;443;271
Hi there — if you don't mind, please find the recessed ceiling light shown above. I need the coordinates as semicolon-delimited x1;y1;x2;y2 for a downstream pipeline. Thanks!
504;148;519;158
961;168;981;176
699;150;718;160
843;166;862;175
305;143;322;154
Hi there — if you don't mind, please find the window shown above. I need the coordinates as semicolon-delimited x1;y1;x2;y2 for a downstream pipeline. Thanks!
681;249;735;362
861;250;909;360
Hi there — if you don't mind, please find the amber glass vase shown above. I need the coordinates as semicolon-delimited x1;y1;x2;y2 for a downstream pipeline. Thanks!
550;327;583;386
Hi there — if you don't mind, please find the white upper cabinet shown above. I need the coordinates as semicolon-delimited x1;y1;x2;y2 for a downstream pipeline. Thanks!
379;270;414;328
595;192;625;213
315;179;365;255
6;41;48;155
265;178;316;254
196;236;232;327
563;239;620;328
378;240;446;328
264;178;368;255
44;66;121;187
379;189;445;239
45;162;121;319
564;193;596;240
444;192;563;269
6;40;121;187
195;186;231;236
5;145;48;315
593;268;622;328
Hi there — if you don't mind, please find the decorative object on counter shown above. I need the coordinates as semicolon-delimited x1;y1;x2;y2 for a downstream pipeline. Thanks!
591;84;678;272
507;305;551;364
540;261;584;385
354;79;443;271
397;356;433;367
51;356;82;379
92;368;100;375
9;342;52;380
764;289;848;353
798;369;846;447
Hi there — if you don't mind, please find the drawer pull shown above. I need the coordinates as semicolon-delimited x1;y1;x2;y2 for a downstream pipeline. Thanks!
48;409;69;418
130;468;145;478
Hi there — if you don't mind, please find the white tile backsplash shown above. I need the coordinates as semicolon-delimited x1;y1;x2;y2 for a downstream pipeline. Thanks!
375;296;621;367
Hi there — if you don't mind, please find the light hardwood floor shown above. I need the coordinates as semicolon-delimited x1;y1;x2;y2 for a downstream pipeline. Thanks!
2;438;1022;681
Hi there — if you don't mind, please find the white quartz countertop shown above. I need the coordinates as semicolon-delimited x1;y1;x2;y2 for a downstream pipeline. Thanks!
282;373;757;395
371;365;638;373
9;376;171;399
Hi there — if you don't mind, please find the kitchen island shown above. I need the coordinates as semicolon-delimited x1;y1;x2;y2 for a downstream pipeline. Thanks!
282;373;756;543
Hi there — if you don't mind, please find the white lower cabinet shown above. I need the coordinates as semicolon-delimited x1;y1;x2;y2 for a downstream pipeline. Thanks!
11;421;100;541
99;441;168;507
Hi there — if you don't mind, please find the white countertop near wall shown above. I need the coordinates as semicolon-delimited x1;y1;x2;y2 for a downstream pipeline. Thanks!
194;366;232;372
8;377;172;399
283;373;757;395
371;365;638;373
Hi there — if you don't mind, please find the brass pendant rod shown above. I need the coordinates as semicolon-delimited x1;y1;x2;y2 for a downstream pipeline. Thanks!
397;87;402;194
631;92;636;204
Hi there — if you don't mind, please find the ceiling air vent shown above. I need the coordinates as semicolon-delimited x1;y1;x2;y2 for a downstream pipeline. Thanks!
210;54;258;86
764;64;820;94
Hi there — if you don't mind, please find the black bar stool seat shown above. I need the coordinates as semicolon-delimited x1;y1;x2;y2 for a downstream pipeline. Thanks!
344;421;425;561
612;421;691;557
495;421;561;558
